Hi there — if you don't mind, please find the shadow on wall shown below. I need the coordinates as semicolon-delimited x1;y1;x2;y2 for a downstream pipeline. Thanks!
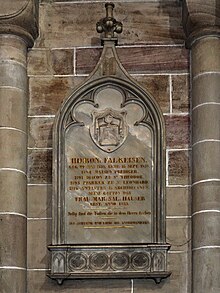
158;0;184;43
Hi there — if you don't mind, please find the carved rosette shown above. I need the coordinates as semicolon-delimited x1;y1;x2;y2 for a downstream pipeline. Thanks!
48;245;170;284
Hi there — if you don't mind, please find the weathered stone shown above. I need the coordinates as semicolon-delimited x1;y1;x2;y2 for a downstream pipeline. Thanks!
191;37;220;78
0;170;26;215
76;46;189;74
0;269;26;293
0;0;39;47
133;75;170;113
0;0;28;17
168;151;190;185
0;129;27;172
0;88;27;132
183;3;220;293
192;105;220;144
192;141;220;183
192;249;220;293
192;73;220;108
28;117;53;148
167;218;191;251
192;213;220;248
0;62;27;90
165;115;190;148
192;181;220;212
0;35;26;66
29;76;85;115
27;269;131;293
166;187;190;216
183;0;220;47
172;74;190;113
28;48;75;76
51;49;74;75
27;219;51;269
36;1;184;48
0;2;39;293
28;149;52;184
27;184;52;218
28;49;51;76
0;214;26;267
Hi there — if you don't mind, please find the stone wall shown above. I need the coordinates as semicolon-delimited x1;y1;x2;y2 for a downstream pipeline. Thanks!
27;1;191;292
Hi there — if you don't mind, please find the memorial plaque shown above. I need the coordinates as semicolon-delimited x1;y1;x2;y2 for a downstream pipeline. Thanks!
65;88;152;244
48;3;171;285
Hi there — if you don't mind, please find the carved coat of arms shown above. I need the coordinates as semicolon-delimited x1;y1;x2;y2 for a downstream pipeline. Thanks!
90;108;128;152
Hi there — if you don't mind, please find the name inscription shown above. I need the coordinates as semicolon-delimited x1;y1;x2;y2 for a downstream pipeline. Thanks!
66;156;151;243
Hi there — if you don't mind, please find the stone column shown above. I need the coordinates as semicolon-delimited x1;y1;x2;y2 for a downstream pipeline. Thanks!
0;1;38;292
183;1;220;293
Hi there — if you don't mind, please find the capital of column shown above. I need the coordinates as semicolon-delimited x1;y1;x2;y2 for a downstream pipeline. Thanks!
182;0;220;48
0;0;39;48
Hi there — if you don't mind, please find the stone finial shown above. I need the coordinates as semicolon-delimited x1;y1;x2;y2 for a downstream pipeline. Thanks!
96;3;122;43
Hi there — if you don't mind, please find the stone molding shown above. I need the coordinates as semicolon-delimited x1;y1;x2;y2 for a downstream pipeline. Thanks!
182;0;220;47
0;0;39;47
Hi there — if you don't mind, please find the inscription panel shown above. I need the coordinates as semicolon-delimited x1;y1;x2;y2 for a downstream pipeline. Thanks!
64;88;153;244
49;3;171;284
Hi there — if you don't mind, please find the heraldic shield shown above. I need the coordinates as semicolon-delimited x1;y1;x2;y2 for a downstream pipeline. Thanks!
90;108;128;153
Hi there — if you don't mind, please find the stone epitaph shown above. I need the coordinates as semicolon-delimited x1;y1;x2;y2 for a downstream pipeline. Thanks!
48;3;171;285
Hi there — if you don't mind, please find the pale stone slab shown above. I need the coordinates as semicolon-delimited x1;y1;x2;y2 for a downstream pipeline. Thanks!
167;218;191;251
165;115;190;149
192;37;220;78
36;2;184;48
192;105;220;143
193;249;220;293
172;74;190;113
192;181;220;212
0;215;26;268
166;187;190;216
133;75;170;113
27;184;52;218
0;88;27;132
192;213;220;248
192;73;220;108
0;62;27;90
0;269;26;293
0;170;26;215
27;219;51;269
0;35;26;66
192;142;220;182
0;129;27;172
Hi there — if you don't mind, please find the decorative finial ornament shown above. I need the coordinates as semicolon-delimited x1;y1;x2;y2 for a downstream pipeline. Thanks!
96;2;123;44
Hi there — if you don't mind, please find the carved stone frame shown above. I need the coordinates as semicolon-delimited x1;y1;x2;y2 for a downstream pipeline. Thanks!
48;75;171;284
48;3;171;285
